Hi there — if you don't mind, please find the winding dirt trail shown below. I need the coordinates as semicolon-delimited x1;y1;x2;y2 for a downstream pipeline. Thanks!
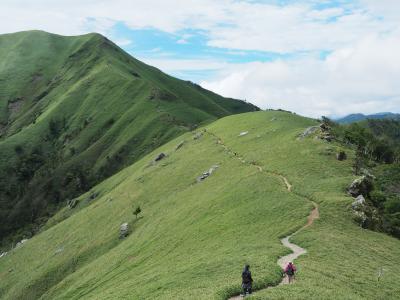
229;203;319;299
204;131;319;299
277;204;319;285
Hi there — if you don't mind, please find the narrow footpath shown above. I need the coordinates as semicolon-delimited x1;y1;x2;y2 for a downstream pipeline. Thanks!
204;130;319;299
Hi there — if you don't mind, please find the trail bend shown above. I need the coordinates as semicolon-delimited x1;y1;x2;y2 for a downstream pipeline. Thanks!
203;130;319;299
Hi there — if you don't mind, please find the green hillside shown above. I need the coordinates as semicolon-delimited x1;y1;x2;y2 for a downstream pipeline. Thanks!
1;111;399;299
0;30;258;245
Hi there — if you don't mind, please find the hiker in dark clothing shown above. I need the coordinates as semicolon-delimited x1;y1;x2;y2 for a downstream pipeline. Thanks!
284;262;297;283
241;264;253;296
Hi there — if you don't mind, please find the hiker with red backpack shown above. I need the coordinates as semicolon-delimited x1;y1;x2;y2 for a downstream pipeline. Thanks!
284;262;296;283
241;264;253;296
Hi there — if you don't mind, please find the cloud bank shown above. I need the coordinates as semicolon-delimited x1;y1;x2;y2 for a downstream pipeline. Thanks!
0;0;399;117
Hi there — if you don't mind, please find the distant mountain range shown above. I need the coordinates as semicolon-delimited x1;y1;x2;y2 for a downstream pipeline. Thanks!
335;112;400;124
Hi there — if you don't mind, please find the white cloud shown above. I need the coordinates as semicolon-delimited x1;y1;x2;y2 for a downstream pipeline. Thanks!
176;39;188;44
1;1;397;53
1;1;400;116
140;58;227;71
201;34;400;118
115;38;133;46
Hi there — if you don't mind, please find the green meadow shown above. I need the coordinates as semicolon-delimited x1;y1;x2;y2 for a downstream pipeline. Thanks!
1;111;399;299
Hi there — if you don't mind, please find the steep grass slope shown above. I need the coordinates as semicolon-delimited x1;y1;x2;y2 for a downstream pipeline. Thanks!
0;30;258;243
1;111;399;299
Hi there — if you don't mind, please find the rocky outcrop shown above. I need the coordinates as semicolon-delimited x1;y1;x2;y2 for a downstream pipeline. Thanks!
336;151;347;161
15;239;29;249
154;153;166;162
298;126;319;139
351;194;368;227
67;199;78;209
193;132;203;140
350;192;382;229
55;247;64;254
120;223;129;239
175;141;185;151
352;195;366;209
319;123;334;142
353;210;368;227
348;175;374;197
88;191;99;202
197;165;219;182
319;132;334;142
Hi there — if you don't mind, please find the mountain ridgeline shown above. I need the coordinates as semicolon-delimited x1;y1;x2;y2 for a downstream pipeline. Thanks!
0;30;258;245
335;112;400;124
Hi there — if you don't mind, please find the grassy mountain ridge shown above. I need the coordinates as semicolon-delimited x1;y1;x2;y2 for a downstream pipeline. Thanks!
1;111;399;299
335;112;400;124
0;30;258;244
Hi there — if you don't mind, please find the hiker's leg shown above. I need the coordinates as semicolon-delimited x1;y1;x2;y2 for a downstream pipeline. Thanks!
248;285;252;294
246;286;250;295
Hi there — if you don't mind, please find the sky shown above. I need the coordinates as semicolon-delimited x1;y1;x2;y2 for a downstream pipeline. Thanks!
1;1;399;118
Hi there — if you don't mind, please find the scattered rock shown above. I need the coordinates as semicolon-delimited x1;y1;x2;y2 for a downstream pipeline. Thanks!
197;172;210;182
154;153;166;162
348;175;374;197
238;131;248;137
352;202;381;229
175;141;185;151
15;239;29;249
190;124;198;130
360;168;375;178
352;195;366;210
197;165;219;182
89;191;99;201
319;123;331;132
318;122;334;141
336;151;347;161
193;132;203;140
320;132;334;142
353;210;368;227
55;247;64;254
208;165;219;174
298;126;319;139
67;199;78;209
120;223;130;239
0;252;7;259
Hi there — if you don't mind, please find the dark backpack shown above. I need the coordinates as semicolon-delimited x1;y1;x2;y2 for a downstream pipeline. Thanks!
286;265;294;276
242;270;252;284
